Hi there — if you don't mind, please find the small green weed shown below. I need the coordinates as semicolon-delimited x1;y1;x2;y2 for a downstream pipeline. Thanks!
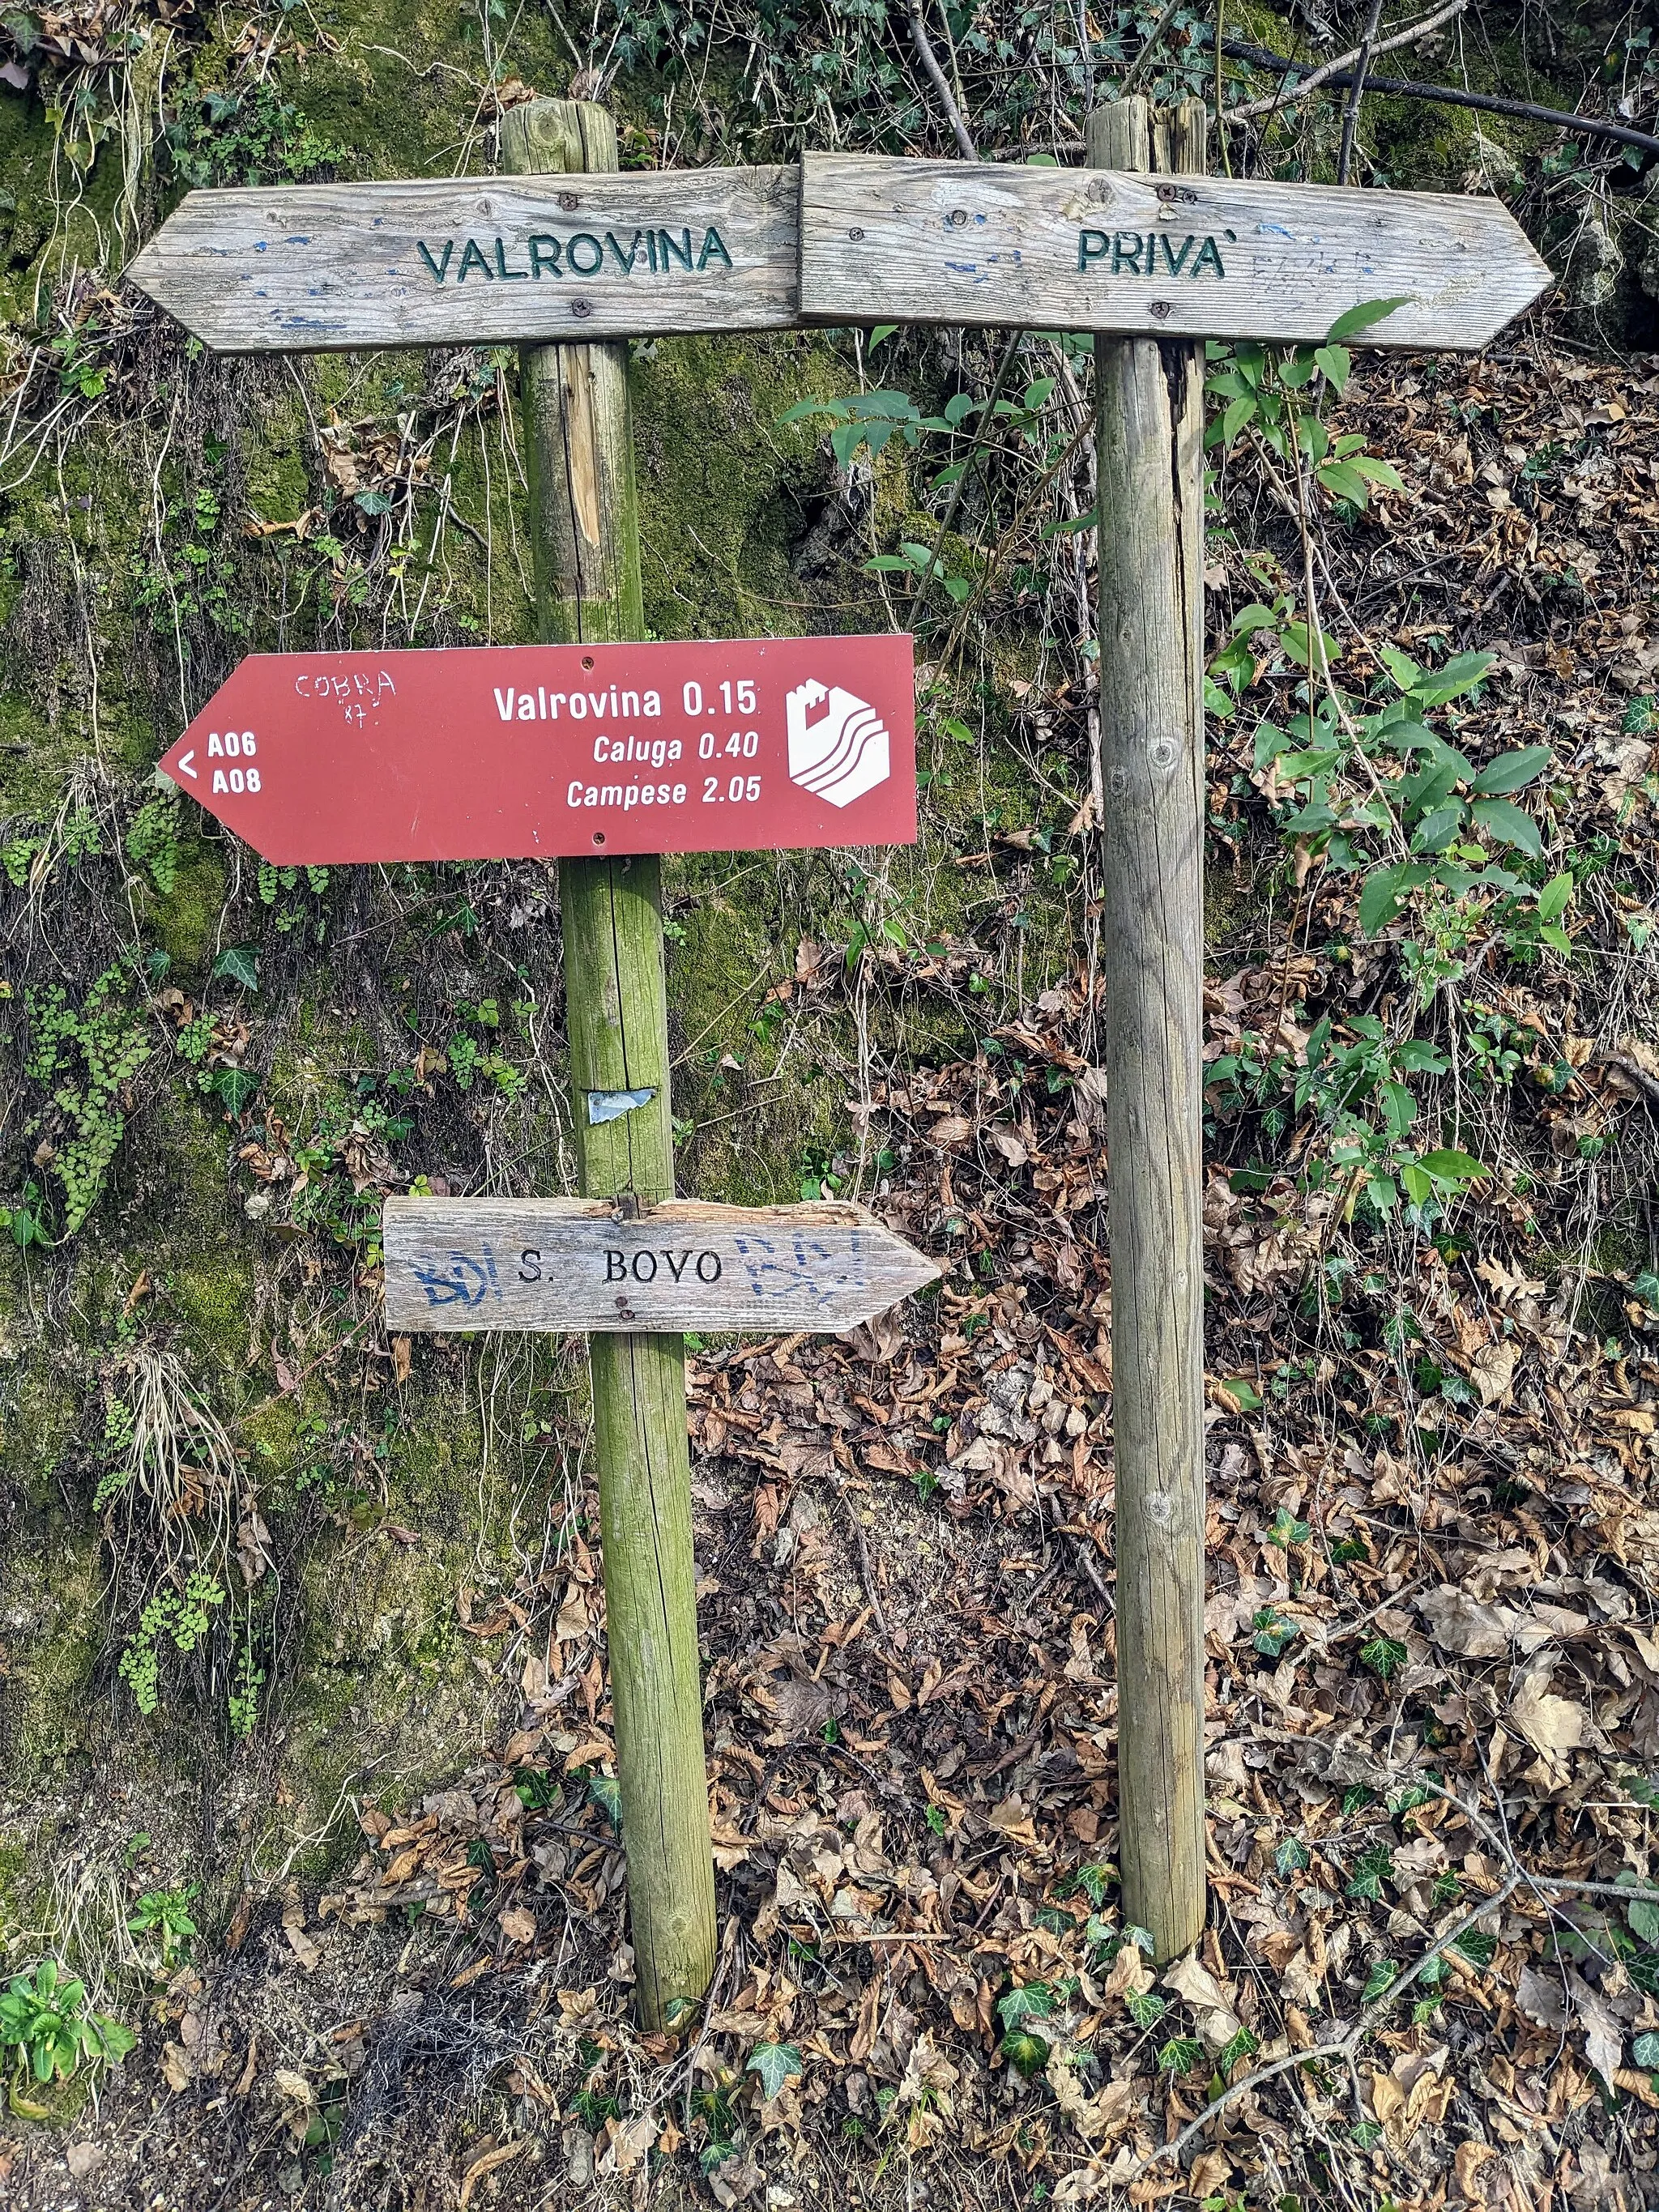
23;965;153;1234
0;1961;134;2089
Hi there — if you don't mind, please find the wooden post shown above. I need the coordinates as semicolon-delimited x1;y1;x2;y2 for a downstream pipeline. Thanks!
500;97;717;2029
1085;95;1209;1963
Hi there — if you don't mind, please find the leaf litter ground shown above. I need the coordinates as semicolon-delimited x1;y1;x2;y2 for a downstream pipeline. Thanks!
7;326;1659;2212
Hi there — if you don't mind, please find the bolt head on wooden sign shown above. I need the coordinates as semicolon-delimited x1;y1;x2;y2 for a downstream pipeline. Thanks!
798;153;1551;350
383;1197;940;1335
157;635;915;865
128;167;800;352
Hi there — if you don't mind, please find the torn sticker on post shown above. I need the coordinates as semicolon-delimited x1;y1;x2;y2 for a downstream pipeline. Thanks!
587;1088;656;1125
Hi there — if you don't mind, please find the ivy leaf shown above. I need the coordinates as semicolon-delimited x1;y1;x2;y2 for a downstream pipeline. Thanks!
1157;2035;1205;2074
1252;1606;1297;1659
212;945;258;991
212;1068;258;1115
1359;1634;1409;1681
997;1981;1055;2031
1628;1898;1659;1947
1125;1988;1167;2029
1347;1844;1395;1902
1362;1958;1398;2003
586;1773;621;1826
1275;1837;1311;1876
1324;296;1413;342
1469;797;1543;857
1452;1929;1498;1968
1633;2031;1659;2068
1266;1505;1311;1546
746;2042;803;2100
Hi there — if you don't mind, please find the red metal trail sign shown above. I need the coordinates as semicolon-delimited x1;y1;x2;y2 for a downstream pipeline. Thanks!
156;634;916;865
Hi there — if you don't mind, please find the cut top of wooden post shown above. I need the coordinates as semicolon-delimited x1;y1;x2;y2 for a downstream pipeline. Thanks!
127;166;800;352
798;151;1551;349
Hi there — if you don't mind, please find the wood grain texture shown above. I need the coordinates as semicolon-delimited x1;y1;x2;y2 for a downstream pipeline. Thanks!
382;1197;941;1333
799;150;1550;349
126;164;800;352
1090;97;1209;1966
500;102;644;644
505;100;716;2031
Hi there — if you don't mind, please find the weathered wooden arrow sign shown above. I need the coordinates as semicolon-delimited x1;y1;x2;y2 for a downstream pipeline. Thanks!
797;153;1552;348
127;166;799;351
156;635;915;864
128;155;1550;356
383;1197;940;1335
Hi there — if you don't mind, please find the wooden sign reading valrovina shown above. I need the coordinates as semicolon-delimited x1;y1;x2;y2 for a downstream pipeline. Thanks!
127;167;799;351
383;1197;940;1336
797;152;1552;348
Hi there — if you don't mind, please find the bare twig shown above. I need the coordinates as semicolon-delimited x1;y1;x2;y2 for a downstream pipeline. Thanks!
1337;0;1386;185
907;0;979;160
843;1491;892;1641
1220;25;1659;157
1120;0;1187;100
1227;0;1467;121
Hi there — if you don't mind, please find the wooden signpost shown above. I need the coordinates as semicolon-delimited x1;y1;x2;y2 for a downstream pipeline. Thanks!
139;92;1555;1994
384;1198;940;1334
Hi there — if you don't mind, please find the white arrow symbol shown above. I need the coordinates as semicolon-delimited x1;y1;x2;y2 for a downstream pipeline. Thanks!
178;748;197;779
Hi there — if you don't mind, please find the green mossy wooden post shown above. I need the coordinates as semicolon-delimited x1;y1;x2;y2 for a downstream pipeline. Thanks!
500;96;718;2029
1085;94;1209;1963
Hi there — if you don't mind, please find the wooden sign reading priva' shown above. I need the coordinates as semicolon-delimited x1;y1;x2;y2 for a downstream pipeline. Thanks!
127;167;800;351
797;152;1552;348
382;1198;941;1336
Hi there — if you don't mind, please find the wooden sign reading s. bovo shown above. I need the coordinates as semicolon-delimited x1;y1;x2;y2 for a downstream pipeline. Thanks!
127;167;800;352
383;1197;940;1335
797;153;1552;349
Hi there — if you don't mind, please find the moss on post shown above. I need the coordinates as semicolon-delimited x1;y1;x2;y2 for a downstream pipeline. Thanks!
500;96;717;2031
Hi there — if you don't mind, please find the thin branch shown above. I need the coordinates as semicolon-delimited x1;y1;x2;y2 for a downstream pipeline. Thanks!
1218;30;1659;158
1337;0;1386;185
907;0;979;160
1227;0;1467;122
1120;0;1187;100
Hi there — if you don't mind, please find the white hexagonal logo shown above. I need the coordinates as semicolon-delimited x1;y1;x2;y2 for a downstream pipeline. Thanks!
786;678;892;809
